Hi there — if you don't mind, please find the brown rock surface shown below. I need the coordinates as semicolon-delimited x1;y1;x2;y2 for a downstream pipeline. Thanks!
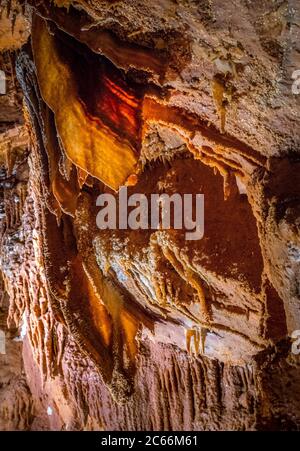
0;0;299;430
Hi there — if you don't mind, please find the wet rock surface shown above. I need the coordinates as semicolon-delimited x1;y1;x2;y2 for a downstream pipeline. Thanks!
0;0;299;430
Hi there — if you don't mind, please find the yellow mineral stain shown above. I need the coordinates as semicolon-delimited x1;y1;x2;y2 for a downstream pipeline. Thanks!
200;327;207;354
86;276;112;348
71;257;113;348
186;327;207;355
53;0;72;10
125;173;138;187
120;310;139;360
77;167;88;189
186;328;200;355
43;107;80;216
186;269;207;316
32;15;138;191
80;258;140;361
52;170;79;216
212;77;226;133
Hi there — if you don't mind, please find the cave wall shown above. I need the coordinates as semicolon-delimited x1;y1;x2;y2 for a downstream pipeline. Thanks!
0;0;299;431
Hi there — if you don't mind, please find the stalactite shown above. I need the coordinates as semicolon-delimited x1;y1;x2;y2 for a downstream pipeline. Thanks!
0;0;299;432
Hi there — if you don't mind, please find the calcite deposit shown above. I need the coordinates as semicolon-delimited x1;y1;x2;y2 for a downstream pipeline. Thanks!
0;0;300;431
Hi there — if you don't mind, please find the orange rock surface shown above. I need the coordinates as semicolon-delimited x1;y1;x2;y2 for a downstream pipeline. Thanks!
0;0;300;431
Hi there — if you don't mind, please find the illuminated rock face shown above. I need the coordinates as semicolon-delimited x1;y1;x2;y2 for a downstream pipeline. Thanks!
0;0;300;430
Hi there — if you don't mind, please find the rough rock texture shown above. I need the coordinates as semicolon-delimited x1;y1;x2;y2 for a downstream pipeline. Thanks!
0;0;300;430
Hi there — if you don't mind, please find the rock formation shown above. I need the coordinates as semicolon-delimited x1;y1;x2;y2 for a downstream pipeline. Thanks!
0;0;299;430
